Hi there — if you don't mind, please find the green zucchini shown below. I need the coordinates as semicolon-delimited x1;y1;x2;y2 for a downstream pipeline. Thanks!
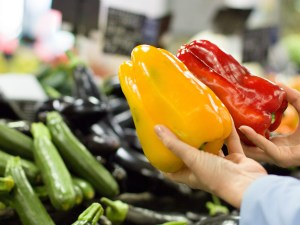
34;185;49;201
46;111;119;197
0;150;40;184
0;123;33;160
73;184;83;205
31;122;76;211
72;177;95;200
4;157;55;225
34;182;85;204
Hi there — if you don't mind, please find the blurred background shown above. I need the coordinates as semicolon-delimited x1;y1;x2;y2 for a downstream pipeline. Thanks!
1;1;300;224
0;0;300;78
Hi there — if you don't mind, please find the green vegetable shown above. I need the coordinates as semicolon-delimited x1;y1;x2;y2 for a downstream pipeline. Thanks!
0;150;40;184
206;195;229;216
33;185;49;201
73;184;83;205
31;122;76;211
100;197;128;225
42;84;62;99
72;177;95;200
158;222;188;225
0;123;33;160
0;176;14;194
72;202;104;225
46;111;119;197
5;157;55;225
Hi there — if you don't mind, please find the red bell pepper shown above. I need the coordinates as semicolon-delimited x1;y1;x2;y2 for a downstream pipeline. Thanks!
177;39;288;145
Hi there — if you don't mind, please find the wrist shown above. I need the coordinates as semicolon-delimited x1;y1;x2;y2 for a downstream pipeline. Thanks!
215;171;267;208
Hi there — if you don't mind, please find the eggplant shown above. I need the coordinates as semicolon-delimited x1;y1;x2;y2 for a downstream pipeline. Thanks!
123;128;142;151
61;97;108;132
112;147;194;197
102;74;124;98
195;214;240;225
35;96;108;132
106;97;130;116
72;64;103;100
113;109;135;129
100;197;193;225
67;50;104;101
84;121;121;156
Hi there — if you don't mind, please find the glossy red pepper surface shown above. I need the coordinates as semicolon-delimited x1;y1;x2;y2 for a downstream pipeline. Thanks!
177;40;288;145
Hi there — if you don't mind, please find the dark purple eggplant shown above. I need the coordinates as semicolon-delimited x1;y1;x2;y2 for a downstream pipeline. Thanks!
112;147;194;197
100;197;193;225
67;50;104;101
113;109;135;129
123;128;142;151
106;97;129;116
102;74;124;99
195;214;240;225
84;120;121;156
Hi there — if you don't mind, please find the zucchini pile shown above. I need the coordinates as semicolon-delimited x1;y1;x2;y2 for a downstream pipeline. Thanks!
0;112;119;225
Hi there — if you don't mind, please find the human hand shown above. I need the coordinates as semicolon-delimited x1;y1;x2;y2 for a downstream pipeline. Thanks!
154;124;267;208
240;83;300;168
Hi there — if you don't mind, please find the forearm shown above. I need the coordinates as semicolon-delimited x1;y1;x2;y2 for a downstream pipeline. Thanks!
240;175;300;225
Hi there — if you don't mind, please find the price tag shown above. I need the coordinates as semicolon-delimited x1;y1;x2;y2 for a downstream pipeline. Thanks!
242;26;279;64
102;7;171;56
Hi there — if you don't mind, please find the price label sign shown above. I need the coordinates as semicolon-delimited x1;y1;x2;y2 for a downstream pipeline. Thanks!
102;7;171;56
242;26;279;64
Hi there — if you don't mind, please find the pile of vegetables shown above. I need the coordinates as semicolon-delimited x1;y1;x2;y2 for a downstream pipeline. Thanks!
0;40;297;225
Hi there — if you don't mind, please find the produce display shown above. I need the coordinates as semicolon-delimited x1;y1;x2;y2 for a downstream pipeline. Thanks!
0;39;298;225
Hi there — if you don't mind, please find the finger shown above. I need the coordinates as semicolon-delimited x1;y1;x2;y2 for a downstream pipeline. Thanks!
154;124;220;172
239;126;281;160
278;82;300;113
154;124;203;164
243;145;275;164
226;125;244;155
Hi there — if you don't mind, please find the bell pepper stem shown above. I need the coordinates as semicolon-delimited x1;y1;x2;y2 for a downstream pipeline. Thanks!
271;113;276;124
100;197;129;225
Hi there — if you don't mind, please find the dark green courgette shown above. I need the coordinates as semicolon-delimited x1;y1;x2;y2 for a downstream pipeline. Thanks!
33;185;49;201
72;202;104;225
31;122;76;211
4;157;55;225
46;111;119;197
0;123;33;160
72;177;95;200
73;184;84;205
0;150;40;184
34;179;91;204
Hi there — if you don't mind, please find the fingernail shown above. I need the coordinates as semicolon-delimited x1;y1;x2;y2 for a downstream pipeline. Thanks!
154;125;164;138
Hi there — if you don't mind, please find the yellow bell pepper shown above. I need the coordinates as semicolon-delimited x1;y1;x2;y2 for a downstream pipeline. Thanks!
118;45;232;173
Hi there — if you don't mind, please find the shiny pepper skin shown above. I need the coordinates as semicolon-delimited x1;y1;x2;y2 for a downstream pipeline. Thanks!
177;40;288;145
118;45;232;173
